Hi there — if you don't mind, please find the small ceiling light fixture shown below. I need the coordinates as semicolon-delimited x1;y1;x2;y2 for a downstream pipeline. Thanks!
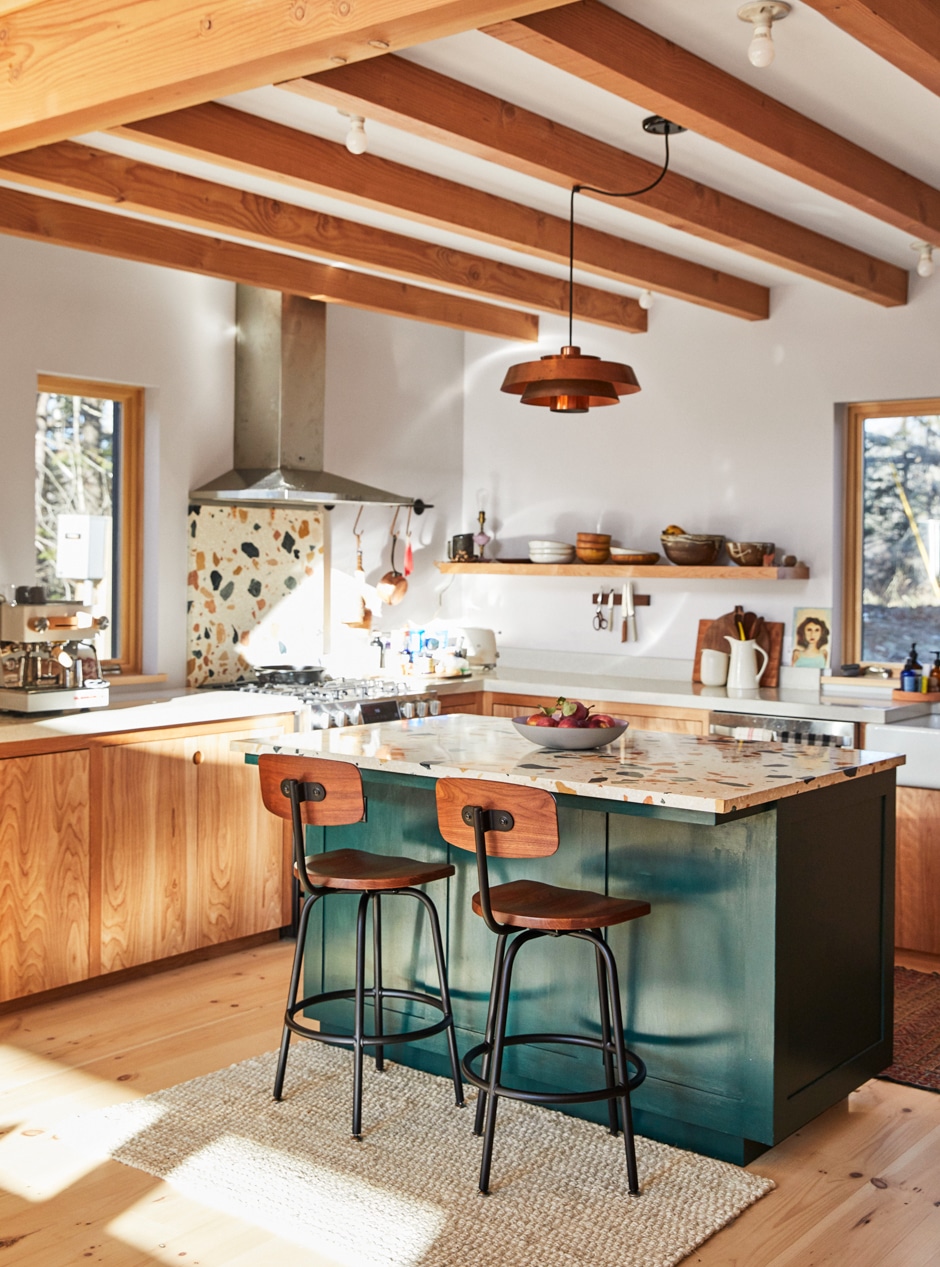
500;116;685;414
912;242;935;278
638;290;653;310
341;113;367;155
737;2;790;68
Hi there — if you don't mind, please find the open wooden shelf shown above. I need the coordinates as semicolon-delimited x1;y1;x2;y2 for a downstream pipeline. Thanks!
435;562;810;580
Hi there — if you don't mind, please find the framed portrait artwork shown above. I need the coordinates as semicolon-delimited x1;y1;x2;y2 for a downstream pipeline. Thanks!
791;607;833;669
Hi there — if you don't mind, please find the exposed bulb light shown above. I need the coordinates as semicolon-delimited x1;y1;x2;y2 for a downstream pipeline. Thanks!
912;242;935;278
344;115;367;155
737;2;790;69
638;290;653;311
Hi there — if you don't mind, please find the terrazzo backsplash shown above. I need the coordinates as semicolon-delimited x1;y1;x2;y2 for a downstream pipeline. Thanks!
187;504;325;686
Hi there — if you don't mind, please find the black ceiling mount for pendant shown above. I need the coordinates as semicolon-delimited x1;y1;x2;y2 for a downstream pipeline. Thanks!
500;119;686;415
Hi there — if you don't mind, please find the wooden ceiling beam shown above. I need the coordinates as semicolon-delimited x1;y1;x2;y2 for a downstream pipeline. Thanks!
800;0;940;99
0;186;538;341
487;0;940;246
0;0;572;156
0;140;644;332
117;103;767;321
288;53;905;308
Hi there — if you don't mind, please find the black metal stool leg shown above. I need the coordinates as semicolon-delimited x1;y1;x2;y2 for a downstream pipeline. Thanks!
351;891;370;1140
593;929;619;1137
479;929;532;1194
597;935;640;1195
473;933;507;1136
410;887;465;1107
372;893;385;1072
274;889;322;1101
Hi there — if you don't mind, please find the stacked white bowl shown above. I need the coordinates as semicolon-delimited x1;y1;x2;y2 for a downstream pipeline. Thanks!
528;539;576;564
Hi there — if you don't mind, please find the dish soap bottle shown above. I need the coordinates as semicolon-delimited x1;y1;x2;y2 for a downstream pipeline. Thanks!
900;643;922;692
929;651;940;694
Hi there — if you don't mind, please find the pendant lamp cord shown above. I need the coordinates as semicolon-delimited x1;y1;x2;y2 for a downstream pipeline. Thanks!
567;127;674;348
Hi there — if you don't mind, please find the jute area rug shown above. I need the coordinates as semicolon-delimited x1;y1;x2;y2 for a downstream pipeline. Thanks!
60;1044;773;1267
879;966;940;1093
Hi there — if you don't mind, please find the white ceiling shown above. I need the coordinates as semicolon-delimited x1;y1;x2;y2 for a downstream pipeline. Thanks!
34;0;940;313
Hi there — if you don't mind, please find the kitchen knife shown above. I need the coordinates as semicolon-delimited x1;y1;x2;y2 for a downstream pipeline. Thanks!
608;588;616;634
627;581;638;642
621;583;628;642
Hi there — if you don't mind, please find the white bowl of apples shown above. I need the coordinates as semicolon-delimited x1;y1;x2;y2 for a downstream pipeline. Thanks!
512;698;629;750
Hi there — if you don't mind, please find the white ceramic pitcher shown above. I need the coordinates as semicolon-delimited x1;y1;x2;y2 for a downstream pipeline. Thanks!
724;635;769;690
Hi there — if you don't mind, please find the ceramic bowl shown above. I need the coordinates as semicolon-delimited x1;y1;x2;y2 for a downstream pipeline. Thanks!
660;533;724;566
726;540;775;567
610;548;660;565
512;717;629;750
529;539;576;564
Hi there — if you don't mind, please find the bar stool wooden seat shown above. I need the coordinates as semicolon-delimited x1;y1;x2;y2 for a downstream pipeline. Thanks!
259;753;464;1138
435;776;650;1195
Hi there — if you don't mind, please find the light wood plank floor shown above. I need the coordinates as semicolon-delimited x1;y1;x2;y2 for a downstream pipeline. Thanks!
0;941;938;1266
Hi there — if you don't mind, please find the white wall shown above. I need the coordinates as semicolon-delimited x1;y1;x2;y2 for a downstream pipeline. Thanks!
461;273;940;666
0;235;235;685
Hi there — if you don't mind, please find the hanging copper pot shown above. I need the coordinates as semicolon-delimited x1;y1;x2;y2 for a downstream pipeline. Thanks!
377;510;408;605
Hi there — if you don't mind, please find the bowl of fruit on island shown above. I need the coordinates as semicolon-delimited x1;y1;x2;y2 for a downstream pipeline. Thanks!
512;698;629;750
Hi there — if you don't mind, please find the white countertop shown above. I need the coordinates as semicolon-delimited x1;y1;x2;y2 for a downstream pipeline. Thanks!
233;713;904;816
433;667;929;725
0;689;299;749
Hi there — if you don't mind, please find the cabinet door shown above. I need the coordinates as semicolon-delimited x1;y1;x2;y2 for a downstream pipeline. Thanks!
437;691;485;715
895;786;940;953
0;750;89;1001
194;727;289;946
99;737;199;972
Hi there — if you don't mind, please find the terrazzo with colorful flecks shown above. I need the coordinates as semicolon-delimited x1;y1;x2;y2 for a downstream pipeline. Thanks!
234;713;905;816
187;504;325;686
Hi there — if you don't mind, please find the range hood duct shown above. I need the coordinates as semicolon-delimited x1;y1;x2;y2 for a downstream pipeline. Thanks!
190;286;416;509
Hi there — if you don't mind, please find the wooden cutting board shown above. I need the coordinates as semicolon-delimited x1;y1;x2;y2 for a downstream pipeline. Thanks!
693;614;784;688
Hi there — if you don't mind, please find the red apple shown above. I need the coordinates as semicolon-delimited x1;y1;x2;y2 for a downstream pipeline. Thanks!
557;716;582;728
526;713;556;726
589;714;617;728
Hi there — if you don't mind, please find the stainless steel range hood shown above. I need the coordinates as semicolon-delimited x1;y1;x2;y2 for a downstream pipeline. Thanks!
190;285;415;509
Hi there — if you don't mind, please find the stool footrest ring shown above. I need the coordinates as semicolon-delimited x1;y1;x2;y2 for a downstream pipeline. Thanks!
462;1033;646;1106
286;987;455;1049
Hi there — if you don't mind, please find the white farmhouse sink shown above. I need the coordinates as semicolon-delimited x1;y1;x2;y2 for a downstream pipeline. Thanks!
866;715;940;789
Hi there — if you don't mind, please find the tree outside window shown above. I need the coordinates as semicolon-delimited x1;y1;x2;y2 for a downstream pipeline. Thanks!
844;400;940;666
35;376;143;674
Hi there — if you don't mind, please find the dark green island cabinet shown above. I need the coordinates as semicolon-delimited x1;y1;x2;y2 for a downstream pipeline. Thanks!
240;715;903;1165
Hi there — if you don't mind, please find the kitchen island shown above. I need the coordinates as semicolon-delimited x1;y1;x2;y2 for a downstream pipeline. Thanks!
238;714;904;1164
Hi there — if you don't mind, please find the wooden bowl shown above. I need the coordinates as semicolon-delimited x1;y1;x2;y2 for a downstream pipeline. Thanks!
576;532;611;545
726;540;775;567
575;545;611;564
660;533;724;566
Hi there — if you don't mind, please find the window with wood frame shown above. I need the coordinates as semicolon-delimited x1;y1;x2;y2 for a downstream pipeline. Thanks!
35;376;144;675
843;399;940;666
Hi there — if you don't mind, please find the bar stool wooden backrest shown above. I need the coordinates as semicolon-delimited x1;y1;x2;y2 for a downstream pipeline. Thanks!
436;778;559;935
259;754;365;892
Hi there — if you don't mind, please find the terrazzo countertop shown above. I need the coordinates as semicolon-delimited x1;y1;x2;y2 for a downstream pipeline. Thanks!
233;713;905;816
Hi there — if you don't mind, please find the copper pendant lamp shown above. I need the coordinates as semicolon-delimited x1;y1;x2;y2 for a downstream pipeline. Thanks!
500;116;685;415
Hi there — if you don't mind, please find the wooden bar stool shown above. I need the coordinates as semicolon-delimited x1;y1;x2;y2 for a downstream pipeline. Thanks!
435;777;650;1195
259;753;464;1138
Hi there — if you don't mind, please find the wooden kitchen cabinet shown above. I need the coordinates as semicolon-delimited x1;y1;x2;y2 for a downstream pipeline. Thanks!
487;693;707;734
97;717;293;974
436;690;487;715
895;786;940;954
0;750;90;1001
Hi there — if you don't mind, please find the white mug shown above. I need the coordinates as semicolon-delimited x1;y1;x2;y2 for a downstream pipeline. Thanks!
700;648;730;687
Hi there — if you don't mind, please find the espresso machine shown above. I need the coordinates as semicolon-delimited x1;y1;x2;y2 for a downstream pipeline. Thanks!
0;586;110;712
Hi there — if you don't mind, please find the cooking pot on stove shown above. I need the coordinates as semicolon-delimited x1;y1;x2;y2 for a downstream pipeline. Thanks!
255;665;327;686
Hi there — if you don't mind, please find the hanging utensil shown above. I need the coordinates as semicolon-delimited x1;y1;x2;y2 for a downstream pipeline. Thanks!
593;591;608;630
403;506;414;578
344;505;373;629
377;507;408;606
